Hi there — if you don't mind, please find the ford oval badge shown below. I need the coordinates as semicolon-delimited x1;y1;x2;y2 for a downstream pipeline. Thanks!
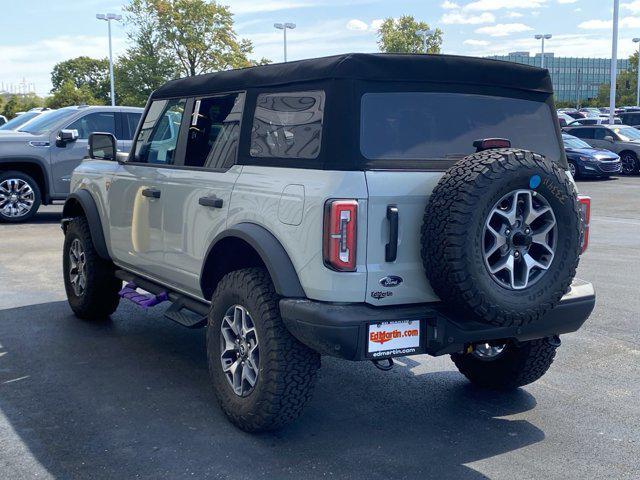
379;276;403;288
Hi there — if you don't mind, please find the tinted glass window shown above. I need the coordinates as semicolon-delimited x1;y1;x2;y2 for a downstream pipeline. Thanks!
593;128;609;140
66;112;116;139
122;112;142;140
611;126;640;141
19;107;76;134
0;111;40;131
569;128;594;139
184;93;245;168
563;135;592;149
361;92;562;163
250;91;324;159
134;99;186;165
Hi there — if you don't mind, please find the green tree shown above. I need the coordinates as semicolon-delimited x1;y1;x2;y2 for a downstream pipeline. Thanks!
45;80;102;109
51;56;111;103
377;16;443;54
0;94;44;119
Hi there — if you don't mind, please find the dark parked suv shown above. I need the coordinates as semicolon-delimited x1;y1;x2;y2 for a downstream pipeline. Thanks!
0;105;143;222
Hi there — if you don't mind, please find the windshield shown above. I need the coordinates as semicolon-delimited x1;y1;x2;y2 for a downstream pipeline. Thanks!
0;111;40;131
563;135;591;149
361;92;561;162
19;108;76;134
612;126;640;141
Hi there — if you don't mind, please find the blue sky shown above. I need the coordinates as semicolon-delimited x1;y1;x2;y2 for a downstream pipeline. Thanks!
0;0;634;96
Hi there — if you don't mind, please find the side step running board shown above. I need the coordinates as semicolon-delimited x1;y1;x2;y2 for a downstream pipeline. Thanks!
115;270;209;329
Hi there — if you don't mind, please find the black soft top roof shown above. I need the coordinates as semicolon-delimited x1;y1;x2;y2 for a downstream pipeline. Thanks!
151;53;553;99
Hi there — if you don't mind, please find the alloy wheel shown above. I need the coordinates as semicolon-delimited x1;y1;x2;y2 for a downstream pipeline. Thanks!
69;238;87;296
220;304;260;397
620;154;637;175
483;189;558;290
0;178;35;218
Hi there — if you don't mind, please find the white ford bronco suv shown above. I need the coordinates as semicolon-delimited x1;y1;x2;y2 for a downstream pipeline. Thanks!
61;54;595;432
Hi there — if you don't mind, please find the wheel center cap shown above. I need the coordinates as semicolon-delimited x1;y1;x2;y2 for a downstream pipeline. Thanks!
511;231;531;248
9;194;18;202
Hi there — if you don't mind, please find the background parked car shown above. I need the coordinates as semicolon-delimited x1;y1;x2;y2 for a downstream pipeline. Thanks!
557;112;574;127
579;107;602;118
562;133;621;179
568;117;622;126
618;111;640;126
563;124;640;175
0;105;143;222
558;108;586;119
0;110;51;131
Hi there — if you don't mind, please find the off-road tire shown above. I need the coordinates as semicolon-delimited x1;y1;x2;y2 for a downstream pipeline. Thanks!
63;217;121;319
0;170;41;223
451;339;558;389
421;149;581;327
207;268;320;432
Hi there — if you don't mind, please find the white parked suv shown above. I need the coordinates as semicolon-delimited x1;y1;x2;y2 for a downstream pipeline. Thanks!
61;54;595;432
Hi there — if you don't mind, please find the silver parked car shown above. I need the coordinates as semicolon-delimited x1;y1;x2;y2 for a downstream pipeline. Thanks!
563;124;640;175
0;105;143;222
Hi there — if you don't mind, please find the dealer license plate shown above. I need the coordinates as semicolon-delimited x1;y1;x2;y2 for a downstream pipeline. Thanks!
367;320;423;359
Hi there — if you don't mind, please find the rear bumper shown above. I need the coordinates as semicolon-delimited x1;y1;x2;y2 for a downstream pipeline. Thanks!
280;279;595;361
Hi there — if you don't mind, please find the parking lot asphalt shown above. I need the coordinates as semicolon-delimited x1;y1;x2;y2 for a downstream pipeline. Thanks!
0;178;639;480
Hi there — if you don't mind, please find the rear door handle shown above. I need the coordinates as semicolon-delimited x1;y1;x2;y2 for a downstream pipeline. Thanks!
141;188;161;199
198;195;224;208
385;205;398;262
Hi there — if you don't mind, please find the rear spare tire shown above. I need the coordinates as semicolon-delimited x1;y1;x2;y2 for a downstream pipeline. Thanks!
421;149;581;327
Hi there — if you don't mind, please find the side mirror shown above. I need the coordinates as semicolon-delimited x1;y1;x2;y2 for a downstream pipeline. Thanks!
603;135;614;143
88;132;117;160
57;129;79;147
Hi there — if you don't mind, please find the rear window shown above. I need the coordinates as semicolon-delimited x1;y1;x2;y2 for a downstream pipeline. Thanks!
250;91;324;159
360;92;561;163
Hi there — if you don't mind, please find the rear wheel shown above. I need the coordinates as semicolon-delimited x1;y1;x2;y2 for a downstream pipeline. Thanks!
207;268;320;432
620;152;639;175
451;338;558;389
63;217;121;319
0;171;41;223
567;160;579;179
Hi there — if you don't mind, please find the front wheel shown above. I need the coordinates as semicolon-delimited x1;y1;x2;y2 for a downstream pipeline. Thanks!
63;217;121;319
0;171;41;223
451;338;558;389
620;152;639;175
207;268;320;432
567;160;579;179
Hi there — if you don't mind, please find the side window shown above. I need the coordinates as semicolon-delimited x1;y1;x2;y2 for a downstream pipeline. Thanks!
183;92;245;168
593;128;608;140
133;99;186;165
571;128;594;139
250;90;324;159
66;112;115;139
122;112;142;141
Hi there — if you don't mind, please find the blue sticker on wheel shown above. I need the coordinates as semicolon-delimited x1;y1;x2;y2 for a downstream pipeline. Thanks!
529;175;541;189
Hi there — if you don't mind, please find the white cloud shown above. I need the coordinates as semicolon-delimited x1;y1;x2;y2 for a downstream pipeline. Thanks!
474;22;533;36
464;0;547;11
464;39;491;46
441;12;495;24
346;19;369;31
622;0;640;13
574;7;582;12
557;0;577;3
441;0;460;8
505;11;524;18
579;17;640;29
346;18;382;32
0;35;126;96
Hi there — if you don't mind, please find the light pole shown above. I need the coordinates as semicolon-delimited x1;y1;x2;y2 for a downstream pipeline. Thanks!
96;12;122;106
633;37;640;107
416;29;434;54
534;34;552;68
274;23;296;62
610;0;619;125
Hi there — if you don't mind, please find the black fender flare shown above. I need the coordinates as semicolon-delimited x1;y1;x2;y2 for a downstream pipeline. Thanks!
62;189;111;260
200;223;305;299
